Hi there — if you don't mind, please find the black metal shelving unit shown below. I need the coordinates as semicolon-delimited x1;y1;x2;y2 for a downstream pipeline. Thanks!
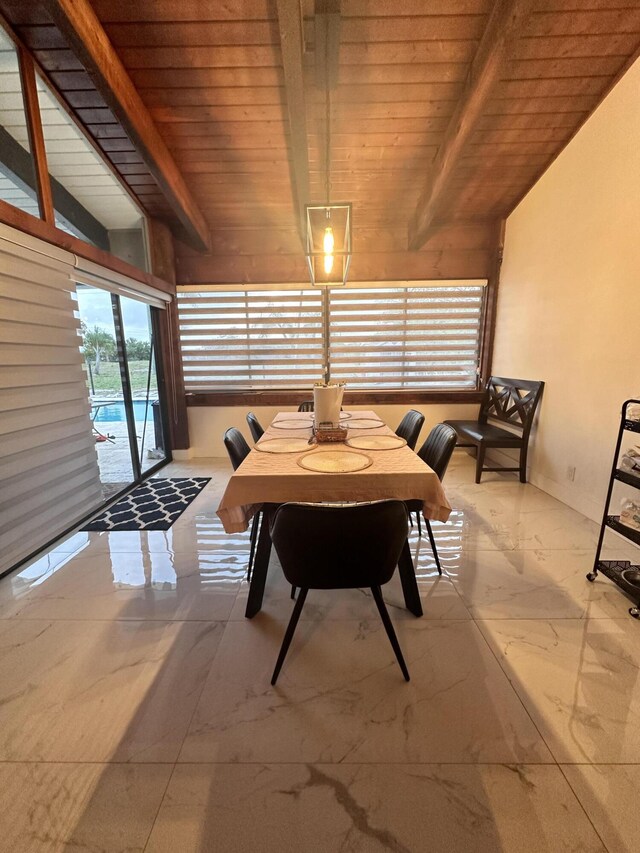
587;399;640;618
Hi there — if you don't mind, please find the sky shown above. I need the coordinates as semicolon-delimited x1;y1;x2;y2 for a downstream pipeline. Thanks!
76;286;152;341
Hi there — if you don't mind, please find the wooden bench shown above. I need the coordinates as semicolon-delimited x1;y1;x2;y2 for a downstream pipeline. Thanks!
444;376;544;484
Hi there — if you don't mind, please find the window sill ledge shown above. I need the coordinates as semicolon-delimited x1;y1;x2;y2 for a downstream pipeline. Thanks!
185;390;484;407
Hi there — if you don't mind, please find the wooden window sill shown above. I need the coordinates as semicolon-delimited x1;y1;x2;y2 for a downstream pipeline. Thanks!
186;390;485;407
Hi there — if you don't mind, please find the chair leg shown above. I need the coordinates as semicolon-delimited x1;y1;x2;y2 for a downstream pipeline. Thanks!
247;512;260;582
291;586;296;600
426;519;442;575
519;442;529;484
370;585;410;682
398;539;423;617
416;512;422;536
475;444;485;484
271;588;308;686
245;505;274;619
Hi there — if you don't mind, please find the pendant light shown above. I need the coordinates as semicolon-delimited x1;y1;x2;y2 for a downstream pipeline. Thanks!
305;4;351;287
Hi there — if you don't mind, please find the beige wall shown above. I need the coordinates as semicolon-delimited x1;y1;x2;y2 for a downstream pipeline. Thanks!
492;58;640;521
183;403;479;458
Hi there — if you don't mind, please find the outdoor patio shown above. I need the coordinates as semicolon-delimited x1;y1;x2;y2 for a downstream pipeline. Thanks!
94;412;165;499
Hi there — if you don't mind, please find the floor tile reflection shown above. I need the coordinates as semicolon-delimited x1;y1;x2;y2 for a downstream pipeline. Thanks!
0;517;250;622
230;543;471;623
447;548;637;620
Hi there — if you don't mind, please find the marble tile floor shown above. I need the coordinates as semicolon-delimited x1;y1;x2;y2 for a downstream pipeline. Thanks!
1;451;639;851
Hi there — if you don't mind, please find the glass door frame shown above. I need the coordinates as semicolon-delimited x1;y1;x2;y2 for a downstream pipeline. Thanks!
80;285;174;505
110;296;173;487
111;293;143;482
145;305;173;478
81;293;174;508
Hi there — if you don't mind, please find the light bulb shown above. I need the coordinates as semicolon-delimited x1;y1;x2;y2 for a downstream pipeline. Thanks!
322;226;335;275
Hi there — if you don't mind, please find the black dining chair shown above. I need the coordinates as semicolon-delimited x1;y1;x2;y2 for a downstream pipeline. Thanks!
223;427;261;580
395;409;425;451
269;501;411;685
246;411;264;443
407;423;457;575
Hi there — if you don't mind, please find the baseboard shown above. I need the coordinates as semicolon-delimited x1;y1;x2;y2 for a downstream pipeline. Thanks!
485;448;602;522
528;469;602;523
172;449;194;461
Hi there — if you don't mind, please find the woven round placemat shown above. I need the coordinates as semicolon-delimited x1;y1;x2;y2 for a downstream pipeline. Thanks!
254;437;315;453
346;434;407;451
270;418;313;430
344;417;385;430
297;450;372;473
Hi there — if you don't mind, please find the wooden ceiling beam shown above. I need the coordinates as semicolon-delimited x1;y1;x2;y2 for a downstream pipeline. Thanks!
408;0;536;250
41;0;210;252
275;0;310;242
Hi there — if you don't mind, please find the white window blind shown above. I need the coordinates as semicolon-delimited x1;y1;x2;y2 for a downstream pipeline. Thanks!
0;226;102;574
177;281;485;392
329;284;485;389
177;287;325;390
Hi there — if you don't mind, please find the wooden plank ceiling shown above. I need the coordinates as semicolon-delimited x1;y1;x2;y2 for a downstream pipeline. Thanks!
3;0;640;284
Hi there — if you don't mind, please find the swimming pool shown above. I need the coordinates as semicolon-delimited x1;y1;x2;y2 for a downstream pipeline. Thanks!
93;400;157;423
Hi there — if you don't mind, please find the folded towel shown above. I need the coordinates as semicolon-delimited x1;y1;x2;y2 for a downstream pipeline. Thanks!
620;444;640;477
620;498;640;532
627;403;640;421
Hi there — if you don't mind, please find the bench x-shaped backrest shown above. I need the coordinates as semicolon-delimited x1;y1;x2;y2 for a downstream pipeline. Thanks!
479;376;544;436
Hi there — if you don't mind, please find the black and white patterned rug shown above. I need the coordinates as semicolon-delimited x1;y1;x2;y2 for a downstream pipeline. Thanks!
83;478;211;531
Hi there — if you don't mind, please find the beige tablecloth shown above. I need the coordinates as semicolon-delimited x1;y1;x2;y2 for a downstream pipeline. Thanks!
217;411;452;533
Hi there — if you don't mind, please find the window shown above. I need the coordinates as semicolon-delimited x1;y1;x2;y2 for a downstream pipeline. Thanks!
329;285;484;389
178;287;325;390
0;28;40;218
35;71;148;269
177;282;486;393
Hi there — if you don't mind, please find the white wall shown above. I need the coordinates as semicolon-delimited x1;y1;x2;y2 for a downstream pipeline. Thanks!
492;58;640;521
184;403;479;458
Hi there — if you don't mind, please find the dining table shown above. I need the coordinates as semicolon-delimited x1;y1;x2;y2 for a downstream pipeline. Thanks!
216;410;452;619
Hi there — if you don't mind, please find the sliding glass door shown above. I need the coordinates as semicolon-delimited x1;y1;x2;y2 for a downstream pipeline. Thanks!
77;284;168;501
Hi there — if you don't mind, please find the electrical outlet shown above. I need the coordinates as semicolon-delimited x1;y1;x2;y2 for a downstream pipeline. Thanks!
567;465;576;482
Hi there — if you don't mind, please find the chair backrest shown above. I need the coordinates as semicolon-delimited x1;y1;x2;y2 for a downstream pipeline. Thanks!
271;501;409;590
223;427;251;471
395;409;425;450
479;377;544;439
246;412;264;443
298;401;314;412
417;423;457;481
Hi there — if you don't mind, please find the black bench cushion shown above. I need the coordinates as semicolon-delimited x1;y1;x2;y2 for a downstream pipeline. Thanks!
443;420;523;447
